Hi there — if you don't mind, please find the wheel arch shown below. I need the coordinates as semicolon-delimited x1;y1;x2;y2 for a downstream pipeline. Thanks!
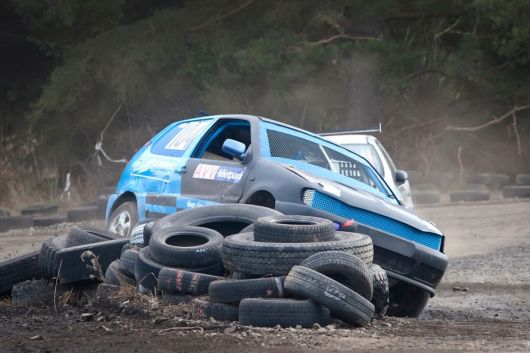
244;190;276;209
110;191;137;215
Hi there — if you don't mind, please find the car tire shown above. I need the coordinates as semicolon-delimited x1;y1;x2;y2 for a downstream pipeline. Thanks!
148;226;223;268
387;282;430;317
369;264;389;318
222;231;373;276
96;194;108;219
473;173;510;187
39;235;67;277
118;249;139;278
208;277;286;303
55;238;129;284
107;201;138;238
0;215;33;232
449;188;490;202
239;298;330;328
502;185;530;199
151;204;282;236
134;247;224;291
300;251;373;300
67;205;99;222
21;203;58;216
66;226;119;247
104;260;136;286
253;215;335;243
0;250;43;295
157;268;224;295
192;299;239;322
11;279;66;306
515;174;530;185
412;190;441;204
143;221;155;245
284;266;374;327
33;215;68;227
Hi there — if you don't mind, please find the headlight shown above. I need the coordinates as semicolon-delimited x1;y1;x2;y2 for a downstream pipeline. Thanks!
303;189;315;206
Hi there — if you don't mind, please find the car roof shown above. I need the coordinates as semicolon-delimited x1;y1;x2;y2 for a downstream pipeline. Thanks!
322;133;374;145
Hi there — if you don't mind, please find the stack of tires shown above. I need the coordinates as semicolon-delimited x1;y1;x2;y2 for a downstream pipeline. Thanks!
97;205;389;328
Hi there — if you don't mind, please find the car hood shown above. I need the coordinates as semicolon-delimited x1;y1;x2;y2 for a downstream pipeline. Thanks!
281;163;442;235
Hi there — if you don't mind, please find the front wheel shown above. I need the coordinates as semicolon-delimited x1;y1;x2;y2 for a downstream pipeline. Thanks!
108;201;137;238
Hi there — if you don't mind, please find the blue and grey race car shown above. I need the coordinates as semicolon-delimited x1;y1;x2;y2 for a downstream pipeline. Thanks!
106;114;448;315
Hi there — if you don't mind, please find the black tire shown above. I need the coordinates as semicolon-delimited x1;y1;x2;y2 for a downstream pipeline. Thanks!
55;238;129;284
104;260;136;286
66;226;119;247
0;215;33;232
143;221;155;245
449;189;490;202
107;201;138;238
387;282;430;317
149;226;223;268
157;268;224;295
21;203;58;216
254;215;335;243
473;173;510;187
412;190;441;204
369;264;389;318
222;231;373;276
239;298;330;328
11;279;65;306
192;299;239;322
284;266;374;327
96;194;109;219
502;185;530;199
208;277;286;303
67;205;99;222
33;215;68;227
152;204;282;236
515;174;530;185
300;251;373;300
0;251;43;294
134;247;224;291
118;249;139;278
38;235;67;277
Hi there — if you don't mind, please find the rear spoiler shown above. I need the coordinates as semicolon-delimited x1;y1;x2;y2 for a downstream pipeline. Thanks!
319;122;382;136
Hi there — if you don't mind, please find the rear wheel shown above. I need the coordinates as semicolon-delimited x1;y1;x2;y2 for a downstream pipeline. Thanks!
108;201;137;238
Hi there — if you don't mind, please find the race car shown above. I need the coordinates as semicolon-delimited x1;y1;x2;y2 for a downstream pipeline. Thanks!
106;114;448;316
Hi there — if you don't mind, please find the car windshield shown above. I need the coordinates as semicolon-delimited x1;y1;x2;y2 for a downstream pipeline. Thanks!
264;127;395;199
342;143;384;176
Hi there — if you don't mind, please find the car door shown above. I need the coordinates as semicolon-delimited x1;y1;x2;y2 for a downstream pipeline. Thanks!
139;118;214;218
176;119;253;209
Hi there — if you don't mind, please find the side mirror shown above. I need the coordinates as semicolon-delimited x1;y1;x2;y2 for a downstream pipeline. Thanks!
222;139;246;161
395;170;408;183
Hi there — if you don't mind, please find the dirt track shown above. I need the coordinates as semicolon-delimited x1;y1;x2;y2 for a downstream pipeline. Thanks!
0;200;529;353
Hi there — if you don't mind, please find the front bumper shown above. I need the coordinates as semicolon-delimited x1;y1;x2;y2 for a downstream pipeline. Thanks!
275;201;448;295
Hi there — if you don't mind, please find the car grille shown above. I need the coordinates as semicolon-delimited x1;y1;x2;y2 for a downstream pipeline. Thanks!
303;190;443;251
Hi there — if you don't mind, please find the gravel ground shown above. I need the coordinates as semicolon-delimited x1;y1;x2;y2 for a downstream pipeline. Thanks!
0;201;529;353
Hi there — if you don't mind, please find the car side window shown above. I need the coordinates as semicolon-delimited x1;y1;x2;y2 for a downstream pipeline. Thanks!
193;121;251;161
151;119;212;157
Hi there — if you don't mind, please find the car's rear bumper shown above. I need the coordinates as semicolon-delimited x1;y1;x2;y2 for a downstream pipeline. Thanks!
275;201;448;296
